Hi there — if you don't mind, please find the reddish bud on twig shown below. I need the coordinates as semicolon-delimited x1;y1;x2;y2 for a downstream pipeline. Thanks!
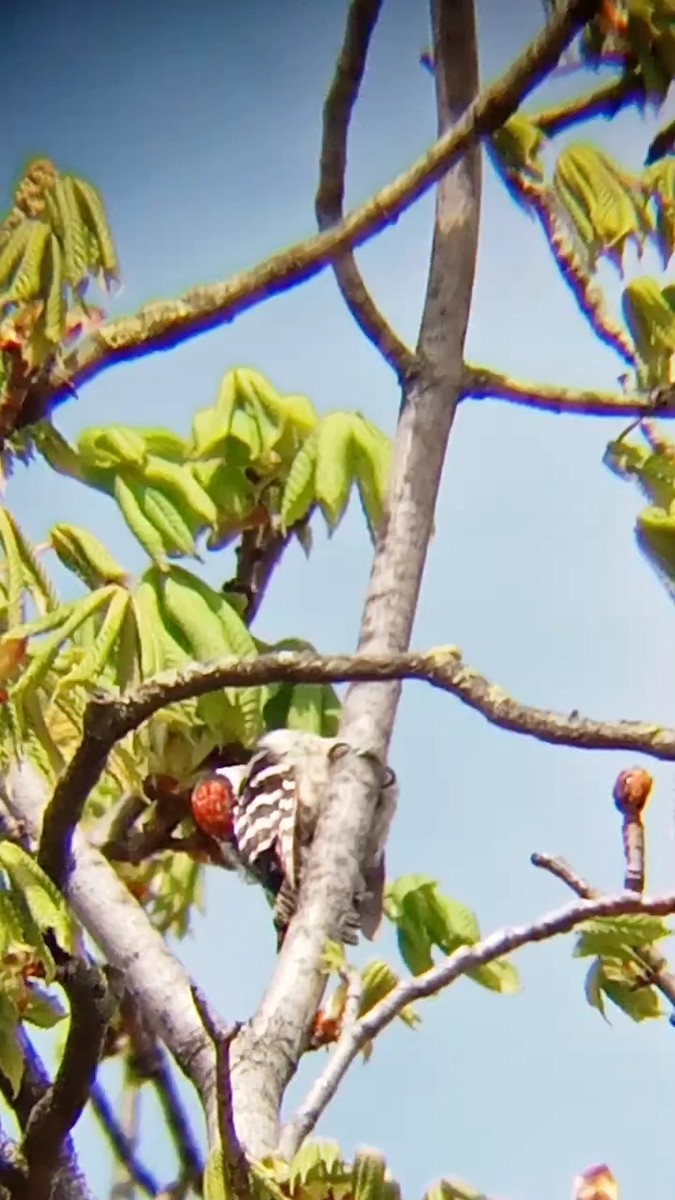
613;767;653;817
573;1163;618;1200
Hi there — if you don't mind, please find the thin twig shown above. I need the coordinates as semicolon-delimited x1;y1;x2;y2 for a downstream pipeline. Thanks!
150;1055;204;1190
191;987;247;1198
223;521;295;627
533;72;642;135
462;364;675;419
90;1084;159;1198
531;852;675;1009
317;0;416;379
279;888;675;1153
109;1071;141;1200
18;0;601;438
34;644;675;895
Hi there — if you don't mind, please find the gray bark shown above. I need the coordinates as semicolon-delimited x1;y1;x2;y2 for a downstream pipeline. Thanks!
228;0;481;1160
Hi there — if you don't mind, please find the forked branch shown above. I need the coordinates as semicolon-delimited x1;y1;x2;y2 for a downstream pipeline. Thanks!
25;0;600;429
279;886;675;1156
317;0;416;379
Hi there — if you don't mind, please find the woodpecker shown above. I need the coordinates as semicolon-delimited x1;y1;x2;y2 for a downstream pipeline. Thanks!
230;729;398;948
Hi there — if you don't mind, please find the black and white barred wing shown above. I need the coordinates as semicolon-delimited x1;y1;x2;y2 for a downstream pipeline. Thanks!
233;744;301;891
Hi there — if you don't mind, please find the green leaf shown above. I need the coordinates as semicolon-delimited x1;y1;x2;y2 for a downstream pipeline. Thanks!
283;682;341;737
288;1142;345;1190
0;891;32;957
352;1149;387;1200
359;960;419;1028
135;427;187;462
0;994;23;1094
468;959;520;995
584;958;607;1020
114;474;168;567
203;1144;230;1200
23;984;67;1029
56;587;129;692
0;843;72;947
315;413;355;530
13;586;118;699
77;426;148;471
0;507;26;627
385;874;437;918
4;510;58;616
425;1180;491;1200
350;417;391;539
601;970;662;1023
573;915;672;959
281;431;319;529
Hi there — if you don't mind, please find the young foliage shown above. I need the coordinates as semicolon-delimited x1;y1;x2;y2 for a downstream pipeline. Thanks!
385;875;520;995
575;914;672;1023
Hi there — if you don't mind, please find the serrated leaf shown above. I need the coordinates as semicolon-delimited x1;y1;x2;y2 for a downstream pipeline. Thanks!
574;914;672;958
0;506;26;626
352;1149;386;1200
50;524;128;590
114;475;168;567
141;486;199;559
10;511;59;615
10;221;50;302
0;891;31;956
13;585;117;699
288;1142;344;1190
0;843;72;947
44;233;65;344
69;176;118;279
132;574;191;678
281;431;319;529
315;414;355;530
57;586;129;691
143;458;218;526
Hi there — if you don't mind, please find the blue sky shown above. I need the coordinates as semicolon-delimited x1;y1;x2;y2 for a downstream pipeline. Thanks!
4;1;675;1198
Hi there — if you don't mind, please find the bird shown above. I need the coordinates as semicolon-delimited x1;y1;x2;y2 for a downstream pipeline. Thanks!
191;729;398;948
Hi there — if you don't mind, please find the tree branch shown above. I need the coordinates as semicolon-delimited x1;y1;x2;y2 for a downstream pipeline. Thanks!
0;1034;96;1200
148;1053;204;1190
4;764;219;1153
19;0;600;437
89;1084;160;1198
279;888;675;1154
316;0;416;380
29;644;675;919
21;953;113;1199
533;72;642;135
462;364;675;419
531;852;675;1010
225;0;602;1162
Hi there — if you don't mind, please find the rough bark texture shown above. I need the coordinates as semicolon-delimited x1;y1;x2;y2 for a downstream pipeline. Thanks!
228;0;481;1159
4;764;219;1148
